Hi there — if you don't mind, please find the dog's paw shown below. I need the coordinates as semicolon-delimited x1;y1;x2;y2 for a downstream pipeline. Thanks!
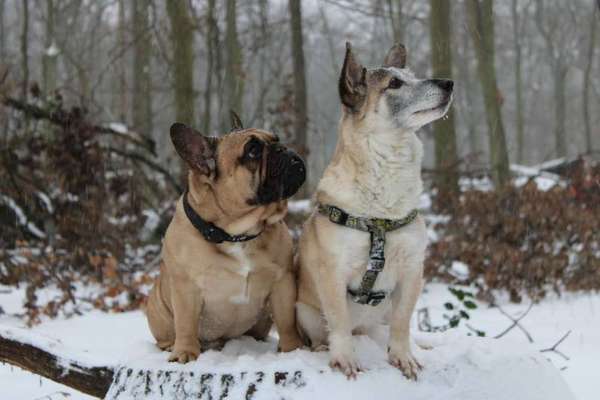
388;348;422;380
277;334;304;352
157;340;174;352
329;353;362;379
168;346;200;364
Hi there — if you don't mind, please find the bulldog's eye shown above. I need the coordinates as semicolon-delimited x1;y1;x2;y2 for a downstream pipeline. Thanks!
244;138;263;160
388;77;404;89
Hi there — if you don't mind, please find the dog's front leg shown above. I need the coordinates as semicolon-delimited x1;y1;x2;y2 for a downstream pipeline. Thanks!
319;264;361;378
388;267;424;380
169;274;203;363
271;270;304;352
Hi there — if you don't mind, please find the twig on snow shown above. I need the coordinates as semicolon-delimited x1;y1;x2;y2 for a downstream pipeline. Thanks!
540;330;571;361
493;302;535;343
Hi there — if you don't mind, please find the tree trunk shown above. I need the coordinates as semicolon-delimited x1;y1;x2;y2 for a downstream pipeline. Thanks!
511;0;525;164
115;0;128;122
554;65;567;158
202;0;216;134
132;0;153;139
0;0;6;61
387;0;403;43
166;0;196;184
166;0;195;127
255;0;269;128
430;0;458;194
224;0;244;130
465;0;510;187
583;3;597;154
534;0;568;159
288;0;309;167
42;0;58;96
20;0;29;101
458;23;479;156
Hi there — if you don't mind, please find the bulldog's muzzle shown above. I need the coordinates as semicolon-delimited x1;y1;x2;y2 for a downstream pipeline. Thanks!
255;144;306;204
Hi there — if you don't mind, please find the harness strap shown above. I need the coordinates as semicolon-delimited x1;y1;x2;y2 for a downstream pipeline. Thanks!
317;204;418;306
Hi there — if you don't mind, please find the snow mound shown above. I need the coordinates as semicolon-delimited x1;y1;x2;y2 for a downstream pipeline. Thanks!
107;332;574;400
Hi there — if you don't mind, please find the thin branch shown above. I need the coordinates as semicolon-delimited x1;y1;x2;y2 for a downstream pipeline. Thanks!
540;330;572;361
493;302;534;343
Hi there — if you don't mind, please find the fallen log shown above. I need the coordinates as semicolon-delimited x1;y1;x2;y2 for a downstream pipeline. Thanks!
0;326;114;398
0;327;306;399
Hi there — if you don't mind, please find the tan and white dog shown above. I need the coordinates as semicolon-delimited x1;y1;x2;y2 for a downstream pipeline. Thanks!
296;43;453;379
146;119;306;363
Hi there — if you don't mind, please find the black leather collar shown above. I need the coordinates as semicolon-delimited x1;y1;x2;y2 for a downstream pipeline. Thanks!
182;190;261;244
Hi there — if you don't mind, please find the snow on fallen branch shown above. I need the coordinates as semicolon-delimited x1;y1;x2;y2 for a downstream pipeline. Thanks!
0;327;306;399
0;194;46;239
0;325;114;398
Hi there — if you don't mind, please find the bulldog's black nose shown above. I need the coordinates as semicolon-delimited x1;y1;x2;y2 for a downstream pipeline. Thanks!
433;79;454;92
282;153;306;199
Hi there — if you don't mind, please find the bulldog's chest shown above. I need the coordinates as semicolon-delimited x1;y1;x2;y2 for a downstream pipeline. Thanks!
197;244;277;305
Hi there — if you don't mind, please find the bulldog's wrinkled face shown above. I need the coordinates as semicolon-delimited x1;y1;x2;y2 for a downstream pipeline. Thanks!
339;42;453;132
170;123;305;210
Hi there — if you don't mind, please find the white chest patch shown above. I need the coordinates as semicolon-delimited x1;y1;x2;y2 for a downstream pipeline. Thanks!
224;244;255;304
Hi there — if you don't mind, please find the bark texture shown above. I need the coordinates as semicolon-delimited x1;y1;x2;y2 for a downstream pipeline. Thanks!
430;0;458;193
288;0;309;196
466;0;510;187
0;329;114;398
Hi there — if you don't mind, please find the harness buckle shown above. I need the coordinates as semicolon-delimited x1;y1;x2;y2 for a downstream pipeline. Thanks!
329;207;342;223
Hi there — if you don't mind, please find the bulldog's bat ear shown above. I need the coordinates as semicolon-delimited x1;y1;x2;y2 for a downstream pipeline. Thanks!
230;110;244;132
170;122;217;176
383;43;407;69
339;42;367;111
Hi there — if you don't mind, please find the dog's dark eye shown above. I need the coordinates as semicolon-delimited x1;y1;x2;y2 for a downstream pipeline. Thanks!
244;138;263;160
388;78;404;89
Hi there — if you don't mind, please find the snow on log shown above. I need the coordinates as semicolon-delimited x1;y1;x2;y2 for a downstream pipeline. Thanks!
0;326;113;398
0;326;576;400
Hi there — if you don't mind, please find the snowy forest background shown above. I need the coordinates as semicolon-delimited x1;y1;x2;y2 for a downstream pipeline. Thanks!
0;1;599;399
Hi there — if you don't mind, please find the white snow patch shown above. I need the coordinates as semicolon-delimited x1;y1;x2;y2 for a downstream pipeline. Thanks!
288;199;312;214
107;122;129;134
449;260;470;281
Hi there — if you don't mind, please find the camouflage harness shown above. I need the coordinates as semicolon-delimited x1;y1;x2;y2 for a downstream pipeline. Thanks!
317;204;419;306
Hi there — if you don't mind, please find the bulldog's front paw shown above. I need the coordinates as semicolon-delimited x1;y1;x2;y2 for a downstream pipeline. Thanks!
277;333;304;352
168;344;200;364
388;346;422;380
329;352;362;379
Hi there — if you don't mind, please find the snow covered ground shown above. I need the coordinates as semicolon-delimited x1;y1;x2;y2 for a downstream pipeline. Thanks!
1;283;596;399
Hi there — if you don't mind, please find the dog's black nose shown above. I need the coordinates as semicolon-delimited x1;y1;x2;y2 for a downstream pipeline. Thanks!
433;79;454;92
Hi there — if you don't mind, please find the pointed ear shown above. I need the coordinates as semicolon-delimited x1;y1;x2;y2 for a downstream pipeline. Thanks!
230;110;244;131
170;123;218;176
339;42;367;111
383;43;407;69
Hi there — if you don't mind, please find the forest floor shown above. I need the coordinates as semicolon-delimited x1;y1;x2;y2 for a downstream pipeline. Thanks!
0;282;597;400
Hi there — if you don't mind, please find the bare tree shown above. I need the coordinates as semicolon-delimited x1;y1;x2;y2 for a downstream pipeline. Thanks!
225;0;244;129
430;0;458;193
202;0;217;134
166;0;195;127
535;0;571;158
20;0;29;101
115;0;128;122
42;0;58;96
583;2;598;153
132;0;153;138
387;0;403;43
288;0;309;167
512;0;525;163
465;0;510;186
0;0;5;61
